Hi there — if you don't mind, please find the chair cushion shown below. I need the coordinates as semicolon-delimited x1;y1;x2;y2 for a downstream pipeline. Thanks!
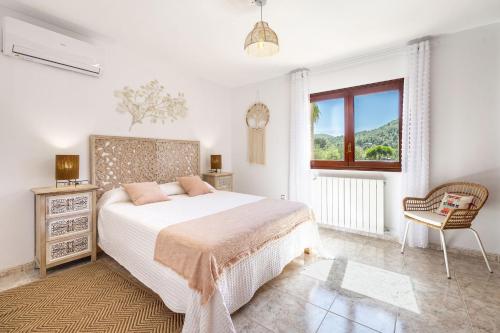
436;192;473;216
404;211;446;227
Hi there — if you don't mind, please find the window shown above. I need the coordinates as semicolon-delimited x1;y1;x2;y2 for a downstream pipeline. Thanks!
310;78;403;171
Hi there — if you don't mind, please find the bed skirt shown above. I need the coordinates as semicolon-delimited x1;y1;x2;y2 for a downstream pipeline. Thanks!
99;220;319;333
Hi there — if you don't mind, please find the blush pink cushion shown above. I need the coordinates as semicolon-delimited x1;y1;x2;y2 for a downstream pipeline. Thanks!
177;175;211;197
123;182;170;205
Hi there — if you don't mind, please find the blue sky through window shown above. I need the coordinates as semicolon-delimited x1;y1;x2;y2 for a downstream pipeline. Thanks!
314;98;344;137
313;90;399;137
355;90;399;132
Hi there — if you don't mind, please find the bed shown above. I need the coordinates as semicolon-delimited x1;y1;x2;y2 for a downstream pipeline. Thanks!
90;135;319;333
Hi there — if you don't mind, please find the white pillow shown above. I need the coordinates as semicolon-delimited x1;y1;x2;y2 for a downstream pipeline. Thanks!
96;187;130;210
159;181;186;196
159;181;216;196
205;181;216;192
436;192;473;216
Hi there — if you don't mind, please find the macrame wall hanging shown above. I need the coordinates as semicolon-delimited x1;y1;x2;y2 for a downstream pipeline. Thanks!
246;102;270;165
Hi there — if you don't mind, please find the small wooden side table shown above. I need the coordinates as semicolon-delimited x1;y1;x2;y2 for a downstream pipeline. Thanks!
202;172;233;191
31;184;99;277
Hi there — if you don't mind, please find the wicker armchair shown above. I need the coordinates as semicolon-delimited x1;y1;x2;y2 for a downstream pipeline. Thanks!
401;182;491;278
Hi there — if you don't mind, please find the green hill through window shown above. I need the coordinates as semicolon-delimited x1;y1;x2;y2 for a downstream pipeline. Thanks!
313;119;399;161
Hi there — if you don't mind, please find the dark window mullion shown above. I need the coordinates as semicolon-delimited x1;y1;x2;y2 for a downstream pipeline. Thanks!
346;93;355;166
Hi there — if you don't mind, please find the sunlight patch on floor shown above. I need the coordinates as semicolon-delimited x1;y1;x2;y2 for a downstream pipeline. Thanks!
301;259;419;313
341;261;419;313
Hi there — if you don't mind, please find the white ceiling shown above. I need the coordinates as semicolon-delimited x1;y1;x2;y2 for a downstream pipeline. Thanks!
1;0;500;87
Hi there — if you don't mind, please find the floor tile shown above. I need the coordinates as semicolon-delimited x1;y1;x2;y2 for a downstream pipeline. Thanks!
317;312;378;333
457;274;500;306
402;251;449;270
402;255;457;285
450;254;499;279
407;284;467;322
455;269;500;284
463;298;500;333
320;237;365;258
409;277;461;300
300;258;345;285
238;285;327;333
352;252;406;273
232;310;273;333
268;271;338;310
329;290;397;333
336;260;412;308
395;308;472;333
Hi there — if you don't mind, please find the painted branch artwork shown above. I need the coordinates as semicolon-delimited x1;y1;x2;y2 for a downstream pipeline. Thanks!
114;80;187;130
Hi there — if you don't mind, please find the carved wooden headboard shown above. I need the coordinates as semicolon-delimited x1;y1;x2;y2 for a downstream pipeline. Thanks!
90;135;200;199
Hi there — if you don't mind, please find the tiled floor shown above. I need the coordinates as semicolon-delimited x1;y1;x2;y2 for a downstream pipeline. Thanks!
1;228;499;333
233;228;500;333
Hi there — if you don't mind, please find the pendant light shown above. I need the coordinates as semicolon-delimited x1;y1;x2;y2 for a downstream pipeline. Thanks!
244;0;279;57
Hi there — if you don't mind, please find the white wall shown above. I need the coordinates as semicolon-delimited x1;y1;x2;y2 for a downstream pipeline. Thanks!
231;75;290;200
231;51;407;234
428;23;500;253
231;22;500;255
0;8;232;271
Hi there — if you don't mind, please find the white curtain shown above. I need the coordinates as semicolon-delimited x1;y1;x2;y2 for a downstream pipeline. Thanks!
289;69;312;206
401;40;431;248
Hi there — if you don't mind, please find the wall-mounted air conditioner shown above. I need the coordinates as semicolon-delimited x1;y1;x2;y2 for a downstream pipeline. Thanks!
2;17;102;77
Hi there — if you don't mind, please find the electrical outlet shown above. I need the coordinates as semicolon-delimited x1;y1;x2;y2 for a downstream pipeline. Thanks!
280;194;286;200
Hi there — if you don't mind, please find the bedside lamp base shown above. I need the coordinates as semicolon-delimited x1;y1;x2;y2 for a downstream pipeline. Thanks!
56;179;89;188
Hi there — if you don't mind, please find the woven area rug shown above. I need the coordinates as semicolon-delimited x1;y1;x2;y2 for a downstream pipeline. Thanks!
0;262;184;332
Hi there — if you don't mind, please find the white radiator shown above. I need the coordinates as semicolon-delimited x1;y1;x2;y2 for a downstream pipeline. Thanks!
312;176;385;235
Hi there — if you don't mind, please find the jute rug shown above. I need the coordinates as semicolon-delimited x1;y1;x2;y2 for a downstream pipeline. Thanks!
0;262;184;332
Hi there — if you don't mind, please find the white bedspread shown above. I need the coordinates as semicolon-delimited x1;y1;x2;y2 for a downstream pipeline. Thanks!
98;191;318;333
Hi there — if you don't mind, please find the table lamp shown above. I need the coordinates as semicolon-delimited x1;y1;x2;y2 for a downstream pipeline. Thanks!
210;155;222;173
55;155;79;187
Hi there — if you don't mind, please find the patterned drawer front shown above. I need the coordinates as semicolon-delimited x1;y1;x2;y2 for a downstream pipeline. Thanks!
217;185;232;191
216;176;232;188
46;192;91;218
46;214;91;240
46;234;91;264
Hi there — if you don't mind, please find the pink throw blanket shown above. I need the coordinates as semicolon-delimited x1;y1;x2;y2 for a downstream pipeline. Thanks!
154;198;313;304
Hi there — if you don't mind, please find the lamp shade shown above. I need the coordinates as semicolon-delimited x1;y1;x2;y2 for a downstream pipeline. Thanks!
210;155;222;170
55;155;79;181
244;21;279;57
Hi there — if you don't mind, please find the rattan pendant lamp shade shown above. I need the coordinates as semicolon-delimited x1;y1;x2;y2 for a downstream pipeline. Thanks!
244;0;279;57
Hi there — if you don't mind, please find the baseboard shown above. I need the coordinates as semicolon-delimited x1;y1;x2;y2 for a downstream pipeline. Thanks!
429;242;500;263
0;261;35;278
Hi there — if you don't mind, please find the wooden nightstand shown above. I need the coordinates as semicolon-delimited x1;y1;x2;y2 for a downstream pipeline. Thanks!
202;172;233;191
31;184;99;277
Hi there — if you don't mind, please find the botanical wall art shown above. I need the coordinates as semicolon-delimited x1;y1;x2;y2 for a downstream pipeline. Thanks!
114;80;188;131
246;102;270;165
